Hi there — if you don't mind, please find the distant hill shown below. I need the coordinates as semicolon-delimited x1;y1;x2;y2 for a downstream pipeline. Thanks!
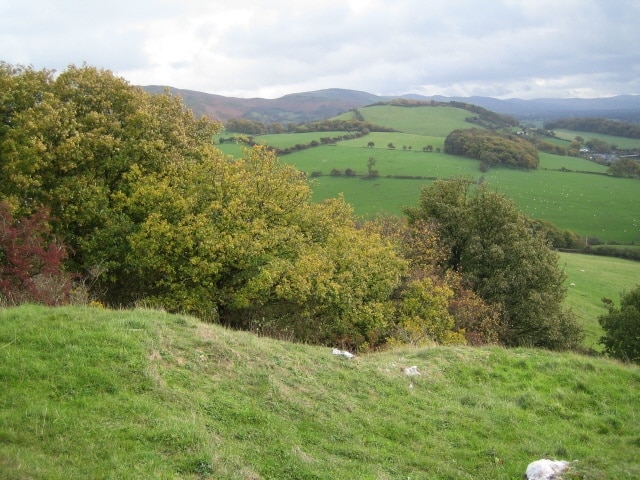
142;86;381;124
142;85;640;124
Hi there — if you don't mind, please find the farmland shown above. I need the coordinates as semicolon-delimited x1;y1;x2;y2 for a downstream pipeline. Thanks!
236;103;639;245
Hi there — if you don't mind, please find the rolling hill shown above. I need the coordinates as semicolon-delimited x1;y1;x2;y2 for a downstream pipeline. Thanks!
142;85;640;123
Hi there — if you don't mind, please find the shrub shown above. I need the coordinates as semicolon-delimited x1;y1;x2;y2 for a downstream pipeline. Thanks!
599;285;640;363
0;203;72;305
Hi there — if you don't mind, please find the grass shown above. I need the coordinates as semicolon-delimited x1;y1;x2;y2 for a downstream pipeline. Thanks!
1;304;639;479
483;162;640;244
219;104;640;244
283;144;640;243
253;131;349;149
560;252;640;350
358;105;474;136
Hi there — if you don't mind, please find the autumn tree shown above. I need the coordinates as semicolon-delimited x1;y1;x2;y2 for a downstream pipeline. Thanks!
117;145;407;348
444;128;539;169
363;216;500;346
405;178;583;349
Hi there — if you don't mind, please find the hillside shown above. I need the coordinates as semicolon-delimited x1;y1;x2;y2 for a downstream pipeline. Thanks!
2;305;639;479
142;85;640;123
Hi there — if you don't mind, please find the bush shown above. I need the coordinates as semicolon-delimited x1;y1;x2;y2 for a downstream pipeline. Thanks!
0;203;72;305
599;285;640;363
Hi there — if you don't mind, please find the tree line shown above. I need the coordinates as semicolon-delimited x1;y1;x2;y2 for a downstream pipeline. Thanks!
0;63;589;353
226;117;394;135
543;117;640;139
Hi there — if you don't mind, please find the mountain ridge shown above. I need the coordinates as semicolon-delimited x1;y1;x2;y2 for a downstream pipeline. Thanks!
142;85;640;124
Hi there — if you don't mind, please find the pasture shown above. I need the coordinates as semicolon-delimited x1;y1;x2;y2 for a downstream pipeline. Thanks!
560;252;640;349
282;145;640;244
356;104;474;136
220;103;639;244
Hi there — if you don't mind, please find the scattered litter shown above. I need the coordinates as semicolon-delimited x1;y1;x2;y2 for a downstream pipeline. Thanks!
525;459;574;480
332;348;355;359
404;365;420;376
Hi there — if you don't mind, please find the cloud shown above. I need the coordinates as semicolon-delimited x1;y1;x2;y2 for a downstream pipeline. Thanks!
1;0;639;99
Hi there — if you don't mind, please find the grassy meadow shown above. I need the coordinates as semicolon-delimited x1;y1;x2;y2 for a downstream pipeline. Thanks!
1;304;639;479
251;104;640;245
560;252;640;349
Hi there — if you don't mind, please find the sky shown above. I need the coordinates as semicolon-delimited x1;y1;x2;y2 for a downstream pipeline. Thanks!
2;0;639;100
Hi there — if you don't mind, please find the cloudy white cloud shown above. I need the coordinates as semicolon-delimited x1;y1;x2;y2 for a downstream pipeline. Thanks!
1;0;639;99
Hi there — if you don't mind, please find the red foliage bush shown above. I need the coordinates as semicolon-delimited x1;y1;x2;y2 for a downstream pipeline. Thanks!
0;203;72;305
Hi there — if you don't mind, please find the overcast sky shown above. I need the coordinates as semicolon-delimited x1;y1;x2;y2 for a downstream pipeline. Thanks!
2;0;639;99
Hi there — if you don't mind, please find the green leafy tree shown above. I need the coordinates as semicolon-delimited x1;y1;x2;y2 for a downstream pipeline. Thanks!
608;158;640;178
405;178;583;349
444;128;539;169
0;64;221;274
599;285;640;363
120;145;406;347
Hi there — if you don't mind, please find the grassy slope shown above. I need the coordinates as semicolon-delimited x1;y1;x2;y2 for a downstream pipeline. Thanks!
358;105;473;136
560;252;640;349
1;305;639;480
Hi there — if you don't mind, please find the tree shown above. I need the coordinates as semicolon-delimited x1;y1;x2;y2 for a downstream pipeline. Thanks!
0;64;222;275
387;143;395;149
367;141;375;148
367;157;379;178
405;178;583;349
599;285;640;363
444;128;539;169
608;158;640;178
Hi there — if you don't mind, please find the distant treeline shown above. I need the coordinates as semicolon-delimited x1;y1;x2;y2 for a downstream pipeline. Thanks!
543;117;640;139
293;118;395;133
226;117;394;135
444;128;539;170
271;132;366;155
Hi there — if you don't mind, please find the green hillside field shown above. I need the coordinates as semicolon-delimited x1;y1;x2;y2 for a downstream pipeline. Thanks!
560;252;640;349
258;104;640;246
1;304;639;479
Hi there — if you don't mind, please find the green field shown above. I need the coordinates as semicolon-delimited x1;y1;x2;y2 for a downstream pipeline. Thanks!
281;145;640;244
1;304;639;479
261;104;640;245
254;131;349;149
560;252;640;349
358;105;474;136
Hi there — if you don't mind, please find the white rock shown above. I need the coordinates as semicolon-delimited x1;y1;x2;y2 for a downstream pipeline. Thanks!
332;348;355;359
404;365;420;376
525;459;572;480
